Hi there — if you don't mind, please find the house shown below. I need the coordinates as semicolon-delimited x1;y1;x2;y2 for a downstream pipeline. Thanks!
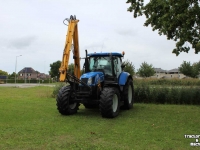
18;67;39;80
38;73;51;79
153;68;167;79
142;68;186;79
18;67;50;80
167;68;185;79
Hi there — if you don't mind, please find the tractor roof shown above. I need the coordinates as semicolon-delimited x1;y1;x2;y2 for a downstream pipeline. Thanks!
88;52;123;57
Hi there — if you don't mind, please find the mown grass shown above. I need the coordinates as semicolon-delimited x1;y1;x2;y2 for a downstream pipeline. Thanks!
0;86;200;149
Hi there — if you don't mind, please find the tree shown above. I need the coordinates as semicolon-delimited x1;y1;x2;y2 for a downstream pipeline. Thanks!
179;61;193;77
137;62;155;77
192;61;200;77
179;61;200;78
67;63;74;75
49;61;61;77
122;60;135;76
49;61;76;78
126;0;200;55
8;72;16;79
0;70;8;76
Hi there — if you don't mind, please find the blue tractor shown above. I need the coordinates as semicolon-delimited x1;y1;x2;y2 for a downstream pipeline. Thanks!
57;51;134;118
56;16;133;118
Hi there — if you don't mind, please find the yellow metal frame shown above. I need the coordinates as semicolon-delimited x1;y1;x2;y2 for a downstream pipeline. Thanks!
59;18;81;81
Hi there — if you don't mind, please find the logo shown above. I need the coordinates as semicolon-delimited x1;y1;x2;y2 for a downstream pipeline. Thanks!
185;135;200;146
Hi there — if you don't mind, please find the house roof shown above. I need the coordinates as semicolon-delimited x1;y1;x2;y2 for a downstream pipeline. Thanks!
154;68;166;73
18;67;39;74
167;68;180;73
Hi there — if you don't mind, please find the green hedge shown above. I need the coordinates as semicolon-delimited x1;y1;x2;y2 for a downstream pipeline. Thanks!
134;78;200;86
3;79;52;83
134;83;200;105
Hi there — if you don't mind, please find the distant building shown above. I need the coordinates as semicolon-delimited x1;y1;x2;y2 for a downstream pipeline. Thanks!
0;75;7;79
153;68;167;79
38;73;50;79
147;68;186;79
18;67;50;80
0;75;7;83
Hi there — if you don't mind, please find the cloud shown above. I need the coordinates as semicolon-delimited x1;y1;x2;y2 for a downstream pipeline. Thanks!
7;36;37;49
84;42;107;52
115;29;138;36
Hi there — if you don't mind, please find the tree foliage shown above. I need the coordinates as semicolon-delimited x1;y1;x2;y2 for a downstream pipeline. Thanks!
192;61;200;77
126;0;200;55
0;70;8;76
67;63;74;75
49;61;61;77
49;61;77;78
8;72;16;79
137;62;155;77
179;61;200;78
179;61;193;77
122;60;135;76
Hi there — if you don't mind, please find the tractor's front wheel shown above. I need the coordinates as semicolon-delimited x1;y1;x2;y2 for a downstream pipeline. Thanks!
100;87;120;118
56;85;79;115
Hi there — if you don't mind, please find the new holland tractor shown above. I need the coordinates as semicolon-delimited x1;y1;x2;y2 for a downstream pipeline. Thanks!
56;15;134;118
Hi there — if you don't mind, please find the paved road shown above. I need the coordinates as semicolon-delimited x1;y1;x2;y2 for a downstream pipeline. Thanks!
0;83;55;88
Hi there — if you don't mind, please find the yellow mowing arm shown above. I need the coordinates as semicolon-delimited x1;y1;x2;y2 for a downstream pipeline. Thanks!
59;16;81;81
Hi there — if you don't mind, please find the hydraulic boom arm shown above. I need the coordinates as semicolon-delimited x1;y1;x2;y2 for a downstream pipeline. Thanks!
59;15;81;82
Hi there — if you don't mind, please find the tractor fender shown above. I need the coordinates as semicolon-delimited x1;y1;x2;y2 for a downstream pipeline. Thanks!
118;72;132;86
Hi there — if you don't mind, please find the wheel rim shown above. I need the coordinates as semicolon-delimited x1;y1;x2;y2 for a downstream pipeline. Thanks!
128;85;132;104
70;103;76;109
112;94;118;112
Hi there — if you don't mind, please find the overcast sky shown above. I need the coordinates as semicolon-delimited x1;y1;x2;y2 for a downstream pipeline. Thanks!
0;0;199;75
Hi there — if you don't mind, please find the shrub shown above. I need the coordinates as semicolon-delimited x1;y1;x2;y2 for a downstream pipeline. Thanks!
134;78;200;86
169;87;181;104
134;82;150;103
134;83;200;105
51;82;67;98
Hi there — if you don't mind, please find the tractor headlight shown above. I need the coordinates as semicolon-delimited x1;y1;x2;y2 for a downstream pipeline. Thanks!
87;77;93;85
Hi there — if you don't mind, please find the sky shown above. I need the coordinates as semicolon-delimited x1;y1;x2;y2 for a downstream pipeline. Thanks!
0;0;199;75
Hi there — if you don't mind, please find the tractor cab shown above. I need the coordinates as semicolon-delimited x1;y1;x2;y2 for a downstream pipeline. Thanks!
84;52;124;83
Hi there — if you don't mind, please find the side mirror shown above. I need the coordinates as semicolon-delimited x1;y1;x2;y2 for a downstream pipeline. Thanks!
121;64;125;69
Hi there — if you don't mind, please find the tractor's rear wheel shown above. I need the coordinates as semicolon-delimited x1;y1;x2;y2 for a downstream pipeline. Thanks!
100;87;120;118
56;85;79;115
122;78;134;109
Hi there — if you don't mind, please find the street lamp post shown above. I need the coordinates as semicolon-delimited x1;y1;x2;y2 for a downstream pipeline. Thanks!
15;55;22;84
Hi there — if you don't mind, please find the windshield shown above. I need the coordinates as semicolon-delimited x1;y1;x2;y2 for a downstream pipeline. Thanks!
89;56;112;76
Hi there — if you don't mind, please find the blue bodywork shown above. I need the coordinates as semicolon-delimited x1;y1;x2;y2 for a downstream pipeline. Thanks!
80;52;130;87
118;72;130;86
80;71;131;86
88;52;123;57
80;72;104;86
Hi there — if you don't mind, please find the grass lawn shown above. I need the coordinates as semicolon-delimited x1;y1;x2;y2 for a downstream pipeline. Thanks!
0;86;200;150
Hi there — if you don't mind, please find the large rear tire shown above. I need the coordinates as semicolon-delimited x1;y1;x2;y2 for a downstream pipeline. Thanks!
122;78;134;109
56;85;79;115
100;87;120;118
